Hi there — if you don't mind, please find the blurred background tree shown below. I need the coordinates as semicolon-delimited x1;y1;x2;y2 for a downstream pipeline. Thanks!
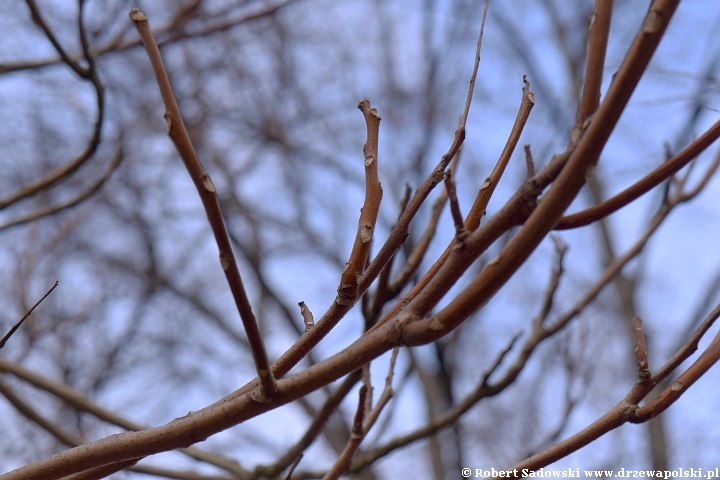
1;0;720;478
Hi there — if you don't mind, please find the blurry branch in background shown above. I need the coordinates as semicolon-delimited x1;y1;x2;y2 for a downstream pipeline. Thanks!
130;9;276;400
0;0;298;76
0;1;105;212
0;148;123;233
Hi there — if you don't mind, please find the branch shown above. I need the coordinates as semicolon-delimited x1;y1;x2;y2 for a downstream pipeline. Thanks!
0;147;122;232
572;0;613;139
0;1;105;211
0;357;249;477
365;74;534;335
324;348;398;480
400;0;682;344
556;118;720;229
0;281;58;349
130;9;275;399
501;302;720;475
337;100;383;306
254;370;362;479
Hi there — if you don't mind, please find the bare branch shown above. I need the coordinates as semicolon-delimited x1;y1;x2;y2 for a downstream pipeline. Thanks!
0;281;58;350
337;100;383;306
130;9;275;399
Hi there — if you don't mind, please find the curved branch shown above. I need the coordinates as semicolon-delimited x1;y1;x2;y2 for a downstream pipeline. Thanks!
556;118;720;230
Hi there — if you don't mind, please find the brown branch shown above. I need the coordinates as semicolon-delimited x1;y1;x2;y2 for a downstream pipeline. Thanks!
0;357;249;477
400;0;682;344
572;0;613;140
337;100;383;306
533;236;567;330
367;187;412;321
501;301;720;475
323;383;369;480
324;348;398;480
387;167;453;298
130;9;275;399
443;170;469;242
365;75;534;335
0;281;58;349
298;301;315;332
556;117;720;229
254;370;362;479
633;323;720;422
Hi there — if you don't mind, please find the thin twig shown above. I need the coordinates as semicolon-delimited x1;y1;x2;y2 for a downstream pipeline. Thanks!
337;100;383;306
283;455;303;480
0;281;58;349
444;170;469;242
130;9;275;399
0;1;105;211
365;74;534;335
524;144;535;179
254;370;362;479
572;0;613;141
323;384;369;480
556;118;720;229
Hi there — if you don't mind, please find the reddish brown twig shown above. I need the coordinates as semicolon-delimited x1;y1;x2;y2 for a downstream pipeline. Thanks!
556;118;720;229
129;9;275;399
444;170;469;242
337;100;383;306
572;0;613;140
365;75;534;335
324;349;398;479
